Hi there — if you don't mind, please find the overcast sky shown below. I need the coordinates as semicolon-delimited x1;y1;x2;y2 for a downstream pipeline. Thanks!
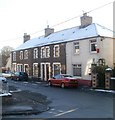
0;0;113;49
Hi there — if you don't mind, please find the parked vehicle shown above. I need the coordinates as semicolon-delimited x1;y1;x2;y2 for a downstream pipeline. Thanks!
11;72;28;81
2;72;13;78
0;76;7;82
48;74;78;88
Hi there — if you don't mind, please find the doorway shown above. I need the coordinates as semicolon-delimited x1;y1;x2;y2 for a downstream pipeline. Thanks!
41;63;50;81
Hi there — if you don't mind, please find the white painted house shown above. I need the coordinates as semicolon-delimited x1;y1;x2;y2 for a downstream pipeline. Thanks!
66;14;115;86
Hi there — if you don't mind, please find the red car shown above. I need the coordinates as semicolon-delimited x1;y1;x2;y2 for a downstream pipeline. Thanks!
48;74;78;88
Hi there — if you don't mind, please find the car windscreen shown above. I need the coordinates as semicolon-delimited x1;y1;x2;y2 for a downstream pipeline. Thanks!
20;72;27;76
15;72;19;75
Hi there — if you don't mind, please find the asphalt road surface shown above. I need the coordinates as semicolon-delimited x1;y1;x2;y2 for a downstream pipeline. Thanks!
2;79;114;119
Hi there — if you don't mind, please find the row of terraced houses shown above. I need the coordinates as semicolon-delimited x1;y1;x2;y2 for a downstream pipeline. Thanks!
11;13;115;86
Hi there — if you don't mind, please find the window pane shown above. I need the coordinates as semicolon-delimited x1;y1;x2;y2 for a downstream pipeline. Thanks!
24;50;28;59
73;64;81;77
34;48;38;59
54;45;59;57
91;43;96;51
41;48;45;58
54;64;61;76
46;47;50;58
33;64;38;76
90;40;97;52
13;52;16;61
74;42;79;54
20;51;23;60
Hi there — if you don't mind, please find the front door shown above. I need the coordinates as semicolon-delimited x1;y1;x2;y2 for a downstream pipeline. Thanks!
41;63;50;81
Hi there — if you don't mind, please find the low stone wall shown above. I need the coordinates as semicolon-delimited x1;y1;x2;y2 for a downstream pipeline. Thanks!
77;79;91;87
0;93;12;105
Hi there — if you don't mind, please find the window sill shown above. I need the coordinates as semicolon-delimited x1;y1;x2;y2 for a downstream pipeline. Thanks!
74;53;80;55
90;51;97;54
54;56;60;58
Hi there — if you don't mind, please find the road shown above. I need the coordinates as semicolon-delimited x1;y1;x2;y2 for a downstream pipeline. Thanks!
3;79;114;119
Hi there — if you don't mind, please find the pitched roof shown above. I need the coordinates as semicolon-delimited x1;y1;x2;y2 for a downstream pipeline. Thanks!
15;23;113;51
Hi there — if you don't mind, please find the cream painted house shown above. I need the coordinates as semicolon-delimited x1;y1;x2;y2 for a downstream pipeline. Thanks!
66;14;115;86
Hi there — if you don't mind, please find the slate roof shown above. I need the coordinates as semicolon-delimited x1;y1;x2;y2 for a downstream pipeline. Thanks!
15;23;113;51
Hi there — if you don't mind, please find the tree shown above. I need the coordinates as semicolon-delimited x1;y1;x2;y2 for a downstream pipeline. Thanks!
0;46;14;67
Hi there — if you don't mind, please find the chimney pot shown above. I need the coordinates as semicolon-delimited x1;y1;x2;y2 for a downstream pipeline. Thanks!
23;33;30;43
80;13;92;28
45;26;54;37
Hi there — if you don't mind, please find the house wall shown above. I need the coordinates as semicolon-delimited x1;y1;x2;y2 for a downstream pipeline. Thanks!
38;43;66;80
66;37;114;86
66;38;98;80
99;37;113;67
13;48;33;75
11;43;66;81
113;38;115;66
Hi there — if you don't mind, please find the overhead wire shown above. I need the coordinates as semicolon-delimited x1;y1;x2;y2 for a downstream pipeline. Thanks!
26;1;114;36
1;1;114;43
51;1;113;28
87;1;113;13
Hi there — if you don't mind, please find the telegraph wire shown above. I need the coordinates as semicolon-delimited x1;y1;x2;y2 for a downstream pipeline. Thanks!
0;36;22;43
28;1;114;36
52;1;113;27
51;1;113;28
87;1;113;14
1;1;114;43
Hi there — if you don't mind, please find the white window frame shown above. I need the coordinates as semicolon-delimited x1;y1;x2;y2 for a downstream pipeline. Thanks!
17;64;23;72
41;46;50;58
54;45;60;57
33;48;38;59
20;51;23;60
13;52;16;61
24;50;28;59
33;63;38;77
90;40;97;53
41;47;45;58
72;64;82;77
53;63;61;76
73;42;80;54
46;46;50;58
12;63;16;72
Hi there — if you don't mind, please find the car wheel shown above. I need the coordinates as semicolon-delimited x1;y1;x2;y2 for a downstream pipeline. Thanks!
48;81;52;86
61;83;65;88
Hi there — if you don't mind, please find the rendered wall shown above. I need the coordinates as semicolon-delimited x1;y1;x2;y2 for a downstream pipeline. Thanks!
66;37;114;82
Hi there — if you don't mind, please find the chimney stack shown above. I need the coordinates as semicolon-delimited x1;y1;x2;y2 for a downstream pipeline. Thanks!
80;13;92;28
23;33;30;43
45;25;54;37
